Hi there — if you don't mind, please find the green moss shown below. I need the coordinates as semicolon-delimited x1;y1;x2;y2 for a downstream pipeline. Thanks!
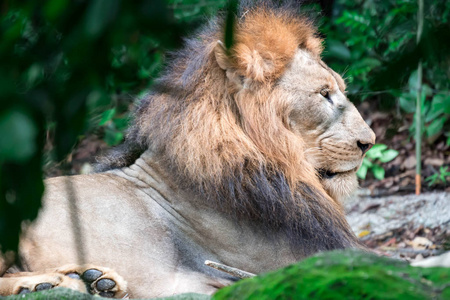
213;250;450;300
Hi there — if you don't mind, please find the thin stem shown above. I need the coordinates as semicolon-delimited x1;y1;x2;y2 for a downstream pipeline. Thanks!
415;0;424;195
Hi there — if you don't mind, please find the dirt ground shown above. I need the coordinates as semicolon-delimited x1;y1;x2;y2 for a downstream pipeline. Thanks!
346;190;450;262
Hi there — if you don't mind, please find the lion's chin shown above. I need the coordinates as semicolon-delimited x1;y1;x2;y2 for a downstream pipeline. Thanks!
318;168;359;202
318;166;358;179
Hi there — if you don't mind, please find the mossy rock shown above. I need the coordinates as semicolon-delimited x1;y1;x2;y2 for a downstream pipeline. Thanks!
214;250;450;300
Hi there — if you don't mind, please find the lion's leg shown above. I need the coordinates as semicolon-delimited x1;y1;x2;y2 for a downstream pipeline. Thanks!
0;264;127;298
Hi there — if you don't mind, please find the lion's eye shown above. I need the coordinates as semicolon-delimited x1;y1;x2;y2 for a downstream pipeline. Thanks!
320;89;333;104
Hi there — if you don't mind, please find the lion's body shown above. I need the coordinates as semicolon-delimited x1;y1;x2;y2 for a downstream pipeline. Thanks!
0;2;375;298
17;151;303;296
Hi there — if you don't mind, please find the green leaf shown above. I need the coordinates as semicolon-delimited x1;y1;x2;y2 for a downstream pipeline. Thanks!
421;84;433;97
113;117;129;131
84;0;119;37
371;164;385;180
425;174;438;186
366;144;387;159
104;128;124;146
425;94;446;123
369;144;388;152
430;94;450;114
325;40;351;61
99;108;116;126
356;164;368;180
0;110;37;162
362;157;373;168
408;70;419;92
43;0;69;21
399;93;416;113
378;149;399;163
426;117;445;138
87;90;111;111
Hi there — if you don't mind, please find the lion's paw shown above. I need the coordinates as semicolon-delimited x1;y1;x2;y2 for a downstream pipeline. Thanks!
79;267;127;298
10;273;87;295
4;265;127;298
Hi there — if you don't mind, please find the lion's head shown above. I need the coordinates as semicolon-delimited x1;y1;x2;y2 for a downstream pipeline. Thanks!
105;3;375;254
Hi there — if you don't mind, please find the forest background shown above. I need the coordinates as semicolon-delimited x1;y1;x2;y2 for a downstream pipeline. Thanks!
0;0;449;255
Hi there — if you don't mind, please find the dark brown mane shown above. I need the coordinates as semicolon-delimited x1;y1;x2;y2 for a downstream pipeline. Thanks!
98;1;362;256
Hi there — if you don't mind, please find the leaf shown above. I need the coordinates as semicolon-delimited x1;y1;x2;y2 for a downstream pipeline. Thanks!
0;109;37;162
379;149;399;163
84;0;119;37
358;230;371;238
325;40;351;61
112;117;129;130
44;0;69;21
430;94;450;114
366;144;387;159
104;128;124;146
425;174;438;186
426;117;445;138
362;158;373;168
425;94;446;123
408;70;419;92
371;164;385;180
99;108;116;126
399;93;416;113
421;84;433;97
356;164;368;180
87;90;111;111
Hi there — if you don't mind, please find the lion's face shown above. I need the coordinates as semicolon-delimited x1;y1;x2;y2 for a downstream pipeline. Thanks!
279;49;376;200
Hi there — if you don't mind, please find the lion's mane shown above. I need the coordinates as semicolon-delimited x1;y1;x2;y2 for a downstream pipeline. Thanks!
99;1;361;256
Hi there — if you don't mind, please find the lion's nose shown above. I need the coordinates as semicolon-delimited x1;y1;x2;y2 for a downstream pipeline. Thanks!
357;141;373;154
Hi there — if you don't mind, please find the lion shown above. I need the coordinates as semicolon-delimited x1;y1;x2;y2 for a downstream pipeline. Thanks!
0;2;375;298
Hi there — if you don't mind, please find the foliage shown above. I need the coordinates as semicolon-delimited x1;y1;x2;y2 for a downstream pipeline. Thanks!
425;166;450;187
398;71;450;145
1;0;448;258
357;144;399;180
0;0;226;253
321;0;450;143
214;250;450;300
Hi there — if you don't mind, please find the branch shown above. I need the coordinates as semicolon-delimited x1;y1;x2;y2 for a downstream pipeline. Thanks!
204;260;256;279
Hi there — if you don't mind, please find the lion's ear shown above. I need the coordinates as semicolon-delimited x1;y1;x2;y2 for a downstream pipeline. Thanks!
214;40;233;71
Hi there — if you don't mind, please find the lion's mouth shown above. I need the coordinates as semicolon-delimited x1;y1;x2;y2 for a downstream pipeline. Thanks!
318;167;357;179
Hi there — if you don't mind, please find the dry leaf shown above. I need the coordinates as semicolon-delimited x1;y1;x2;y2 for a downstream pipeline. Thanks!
408;237;433;249
358;230;371;238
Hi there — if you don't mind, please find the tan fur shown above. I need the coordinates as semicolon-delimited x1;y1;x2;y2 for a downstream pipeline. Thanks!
0;4;375;298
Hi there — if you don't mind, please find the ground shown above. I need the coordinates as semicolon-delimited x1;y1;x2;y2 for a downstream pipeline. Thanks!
346;190;450;261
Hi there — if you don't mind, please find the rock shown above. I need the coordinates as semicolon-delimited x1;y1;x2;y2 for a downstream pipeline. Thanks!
401;155;416;170
423;158;444;166
412;251;450;268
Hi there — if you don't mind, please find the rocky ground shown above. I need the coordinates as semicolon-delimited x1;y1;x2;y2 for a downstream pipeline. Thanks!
346;190;450;262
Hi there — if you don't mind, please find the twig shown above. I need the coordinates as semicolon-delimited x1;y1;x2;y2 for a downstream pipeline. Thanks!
205;260;256;279
379;247;444;256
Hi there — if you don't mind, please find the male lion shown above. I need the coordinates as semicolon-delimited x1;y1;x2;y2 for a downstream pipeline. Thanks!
0;2;375;298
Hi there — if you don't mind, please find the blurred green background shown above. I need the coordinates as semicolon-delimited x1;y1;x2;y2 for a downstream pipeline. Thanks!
0;0;449;255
